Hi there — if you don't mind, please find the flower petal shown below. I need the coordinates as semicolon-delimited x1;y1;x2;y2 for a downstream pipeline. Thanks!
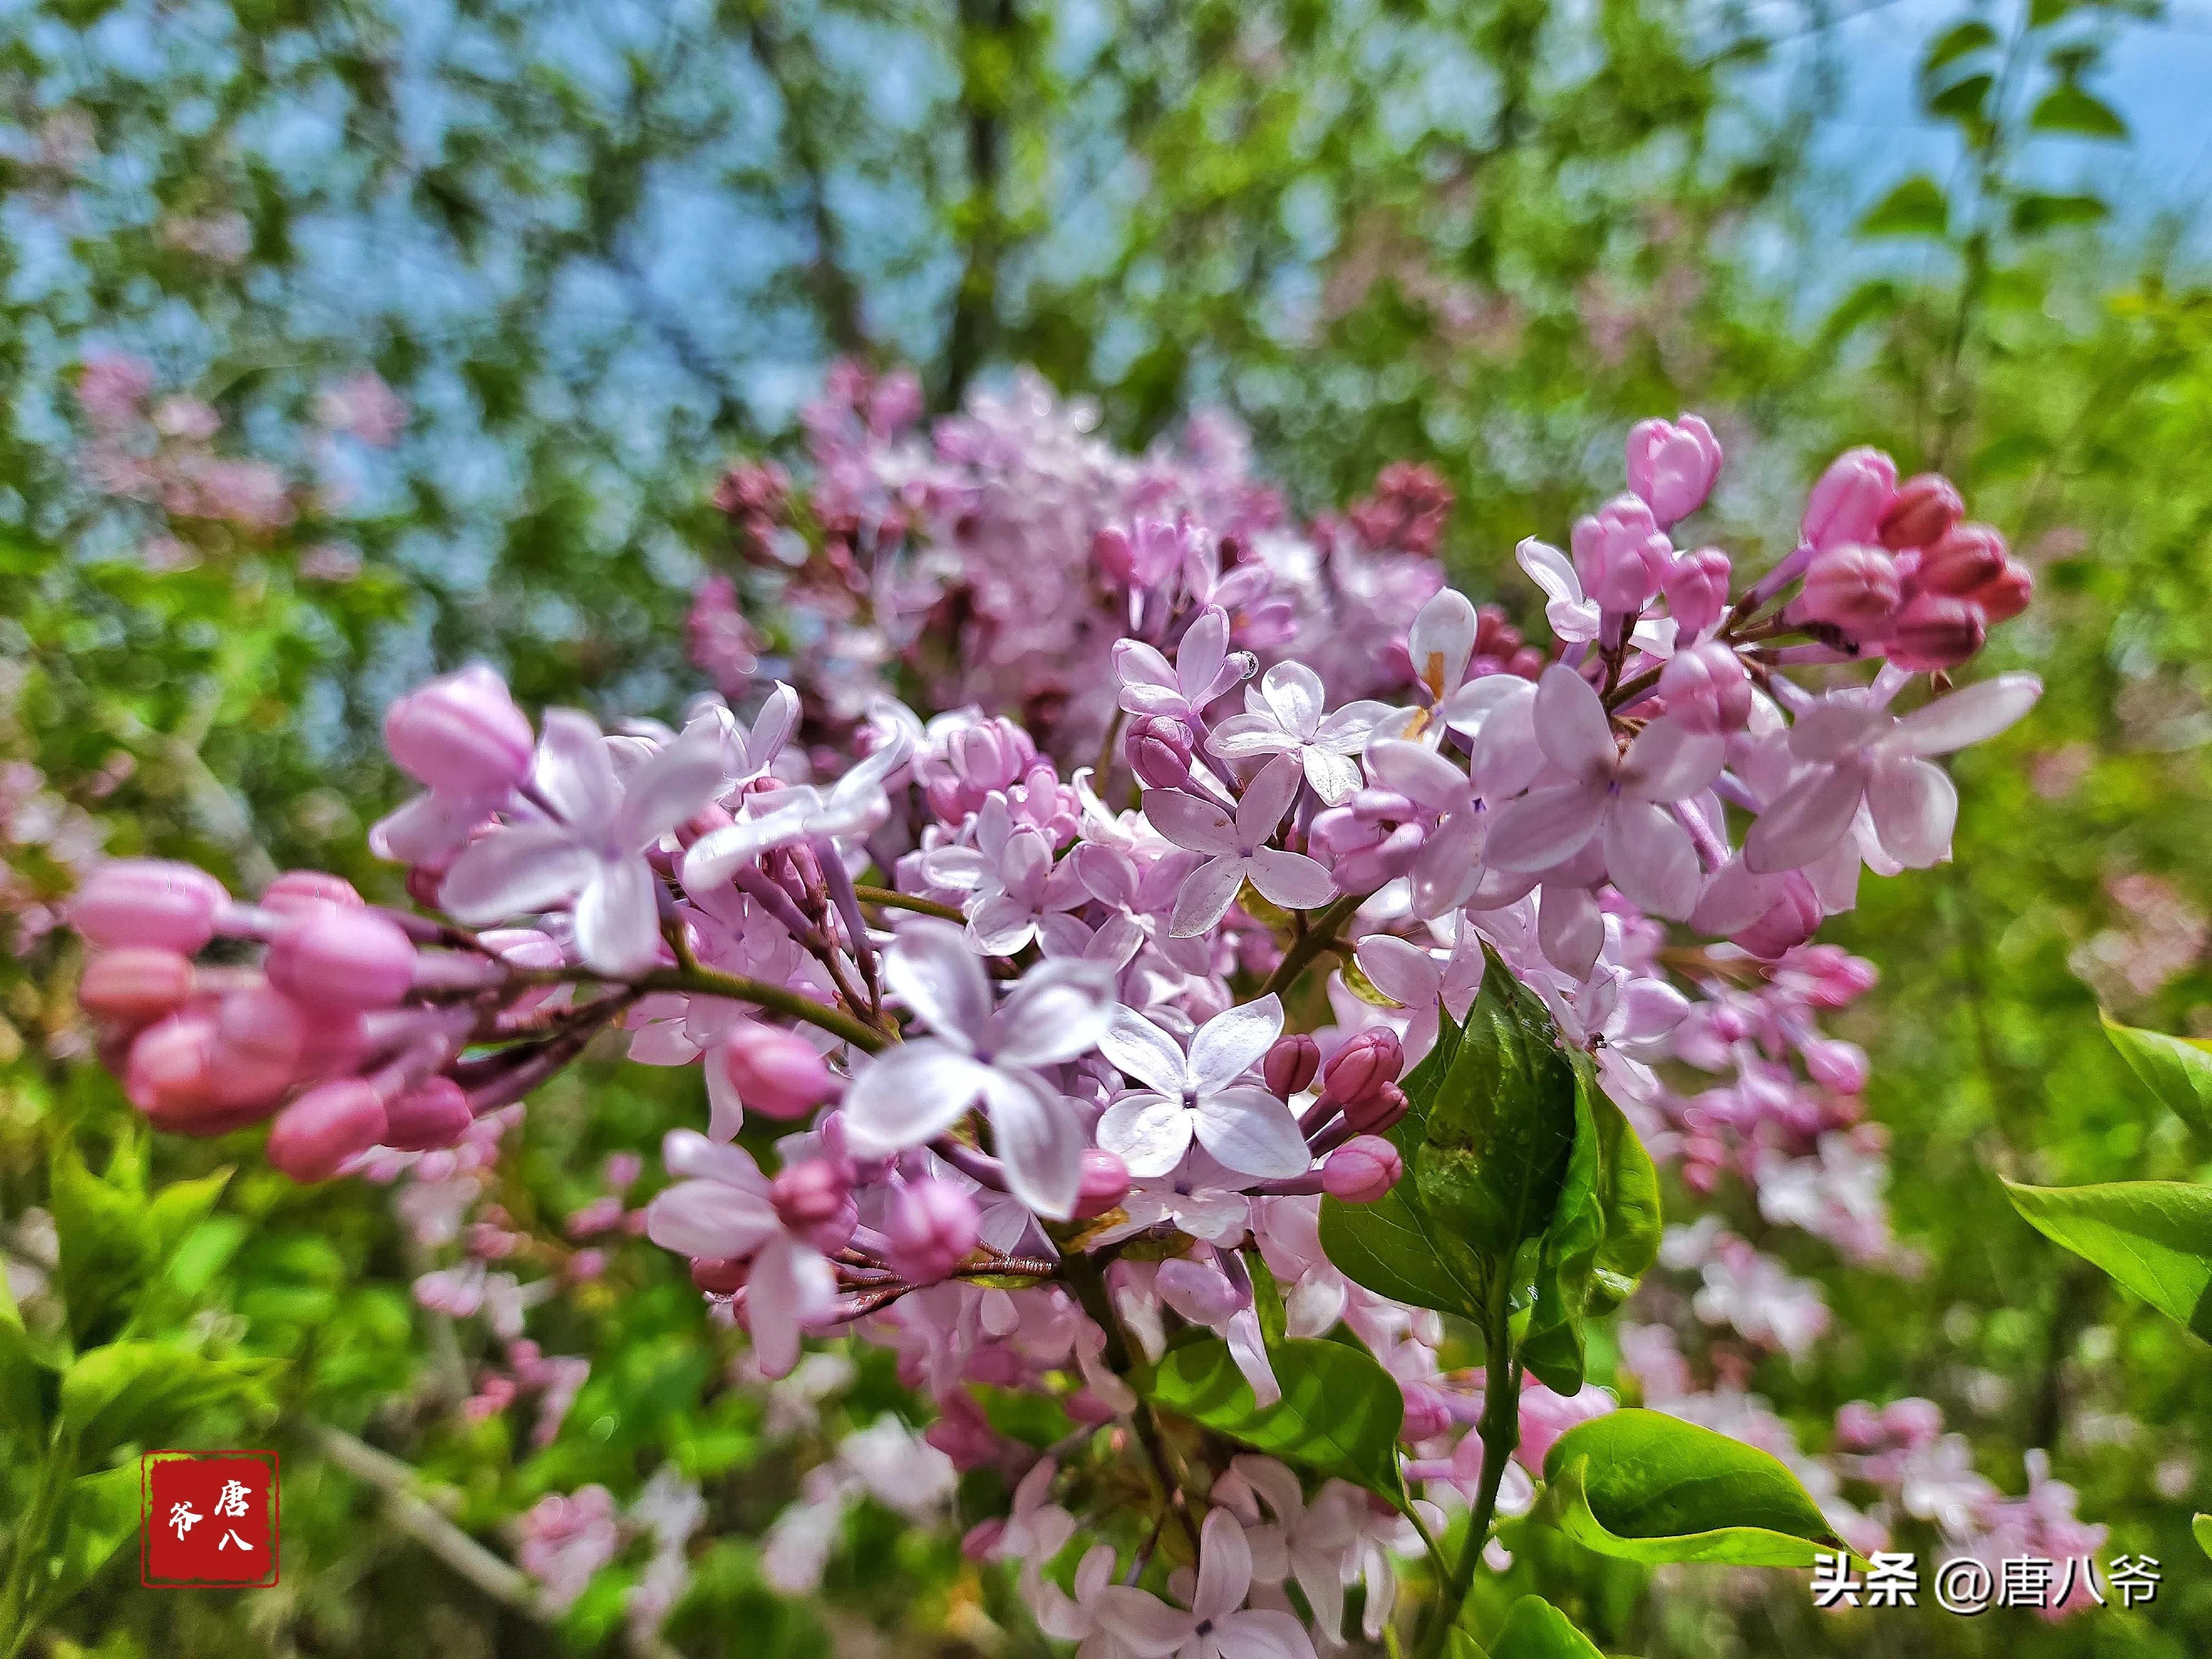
1744;757;1868;874
1189;994;1285;1089
1259;661;1325;739
1097;1094;1195;1177
439;823;595;924
1301;744;1363;806
1194;1506;1257;1619
1600;801;1702;920
1867;754;1957;868
992;958;1118;1066
1248;848;1335;911
1408;588;1477;699
745;1234;837;1379
1100;1006;1193;1095
1618;718;1725;802
644;1177;779;1261
1532;664;1616;782
841;1041;997;1156
1483;782;1606;873
615;721;728;850
1365;739;1468;812
883;920;994;1048
983;1074;1086;1219
1177;607;1231;704
1143;787;1240;855
573;855;664;974
1193;1088;1312;1179
1537;885;1604;979
1235;753;1305;842
1207;713;1300;759
1893;672;2042;757
1355;935;1441;1008
1170;853;1250;937
533;708;620;829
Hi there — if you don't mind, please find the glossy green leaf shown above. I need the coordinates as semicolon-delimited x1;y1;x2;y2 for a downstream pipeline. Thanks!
1489;1597;1608;1659
2031;83;2128;139
148;1168;233;1260
1141;1335;1405;1500
1417;946;1579;1256
1540;1410;1841;1567
2194;1513;2211;1561
1321;1004;1490;1322
14;1462;145;1634
1858;176;1949;241
2004;1180;2212;1340
2103;1014;2212;1142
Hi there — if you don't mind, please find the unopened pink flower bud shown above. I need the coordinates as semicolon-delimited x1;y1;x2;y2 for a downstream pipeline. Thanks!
1093;525;1136;585
1804;1038;1870;1095
1886;592;1986;672
770;1159;854;1250
1399;1383;1453;1443
1127;714;1197;790
1571;495;1673;612
1802;447;1898;551
1322;1028;1403;1109
265;909;418;1012
268;1079;389;1181
1798;543;1901;638
1323;1136;1404;1203
383;664;535;795
885;1180;981;1284
72;859;228;953
1731;874;1822;959
126;1013;220;1121
1073;1148;1131;1219
79;948;195;1030
1968;560;2033;625
261;870;363;916
1342;1080;1410;1136
718;1024;837;1120
383;1076;475;1151
1657;641;1752;735
691;1256;749;1295
1878;474;1964;551
1917;523;2007;597
1264;1032;1321;1099
1662;546;1732;639
212;983;307;1108
1625;414;1723;528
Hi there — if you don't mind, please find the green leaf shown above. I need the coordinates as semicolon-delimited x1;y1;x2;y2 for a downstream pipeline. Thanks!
2194;1513;2211;1562
1928;72;1994;123
148;1168;233;1260
1489;1597;1608;1659
1540;1410;1842;1567
1246;1249;1288;1350
2028;0;2077;23
1522;1063;1662;1394
50;1140;159;1341
58;1340;274;1461
1857;176;1949;241
0;1269;44;1452
1924;20;1998;75
2011;192;2110;234
2102;1014;2212;1143
1417;946;1579;1256
16;1462;145;1631
972;1383;1077;1449
1141;1336;1405;1500
1321;1005;1490;1322
2003;1180;2212;1340
2031;83;2128;139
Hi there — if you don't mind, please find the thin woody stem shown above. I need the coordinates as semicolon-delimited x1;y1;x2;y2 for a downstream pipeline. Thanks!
853;884;966;923
526;962;892;1052
1261;891;1366;1000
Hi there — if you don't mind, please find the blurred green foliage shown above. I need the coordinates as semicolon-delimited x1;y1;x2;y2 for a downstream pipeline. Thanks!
1;0;2209;1653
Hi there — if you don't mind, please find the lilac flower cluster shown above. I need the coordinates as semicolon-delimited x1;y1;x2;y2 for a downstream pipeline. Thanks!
69;402;2043;1651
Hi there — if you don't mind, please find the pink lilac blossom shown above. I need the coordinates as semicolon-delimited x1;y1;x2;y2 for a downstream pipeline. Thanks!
66;385;2052;1650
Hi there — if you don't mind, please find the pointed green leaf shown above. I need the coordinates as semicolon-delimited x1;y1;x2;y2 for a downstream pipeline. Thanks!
2003;1180;2212;1340
1417;946;1579;1256
1321;1005;1491;1321
17;1462;145;1632
1928;72;1994;123
148;1168;233;1260
50;1139;158;1342
2011;192;2109;234
59;1340;275;1461
2031;84;2127;139
1490;1597;1608;1658
2102;1014;2212;1143
1141;1336;1405;1501
1540;1410;1842;1567
1924;20;1998;75
1858;176;1949;241
2194;1513;2211;1561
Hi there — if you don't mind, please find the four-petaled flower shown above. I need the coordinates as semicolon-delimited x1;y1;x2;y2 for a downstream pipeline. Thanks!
1093;1508;1318;1659
1097;994;1310;1179
1206;662;1391;805
1145;755;1334;937
1113;606;1251;724
842;924;1116;1218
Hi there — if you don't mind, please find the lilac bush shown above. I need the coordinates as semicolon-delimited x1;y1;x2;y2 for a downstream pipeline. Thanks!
66;387;2049;1655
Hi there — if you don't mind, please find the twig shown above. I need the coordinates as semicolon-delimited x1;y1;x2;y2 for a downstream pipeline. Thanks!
306;1423;554;1621
1260;892;1366;1000
853;884;965;923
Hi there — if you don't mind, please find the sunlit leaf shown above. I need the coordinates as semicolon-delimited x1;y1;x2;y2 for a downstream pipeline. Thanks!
1141;1335;1405;1500
2004;1180;2212;1340
1858;177;1949;241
